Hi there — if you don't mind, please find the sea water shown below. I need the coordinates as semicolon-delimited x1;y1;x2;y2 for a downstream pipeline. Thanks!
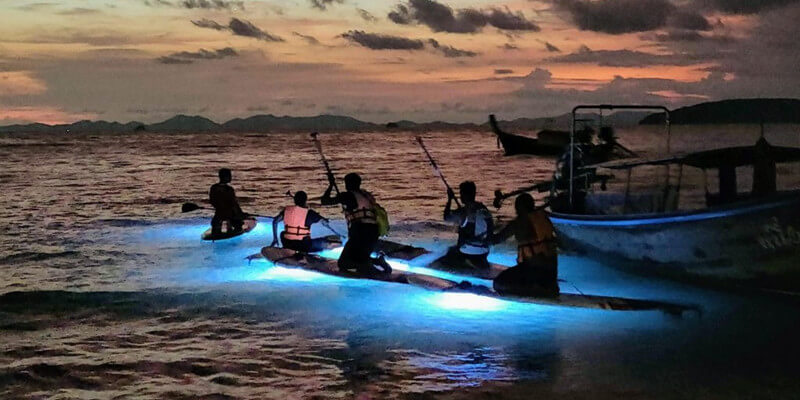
1;127;799;399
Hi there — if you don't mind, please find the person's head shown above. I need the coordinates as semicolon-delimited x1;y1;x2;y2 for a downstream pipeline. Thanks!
514;193;536;215
293;191;308;207
459;181;476;203
344;173;362;191
218;168;232;183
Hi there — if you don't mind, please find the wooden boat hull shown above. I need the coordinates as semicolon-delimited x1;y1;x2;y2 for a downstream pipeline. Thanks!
550;191;800;293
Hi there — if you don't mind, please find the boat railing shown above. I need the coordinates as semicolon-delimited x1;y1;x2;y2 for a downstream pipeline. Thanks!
568;105;671;210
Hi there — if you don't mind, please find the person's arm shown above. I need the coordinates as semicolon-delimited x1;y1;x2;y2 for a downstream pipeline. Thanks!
270;210;284;247
229;186;245;217
320;185;339;206
443;188;460;223
490;218;514;245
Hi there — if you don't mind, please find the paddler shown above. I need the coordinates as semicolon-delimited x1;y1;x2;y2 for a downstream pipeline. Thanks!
270;191;333;253
438;181;494;271
321;172;392;276
209;168;246;235
491;193;559;297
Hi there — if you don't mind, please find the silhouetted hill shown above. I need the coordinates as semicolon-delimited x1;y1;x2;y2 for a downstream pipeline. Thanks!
222;114;378;132
146;115;220;133
641;98;800;124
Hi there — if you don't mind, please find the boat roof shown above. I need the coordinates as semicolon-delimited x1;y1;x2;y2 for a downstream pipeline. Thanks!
587;142;800;170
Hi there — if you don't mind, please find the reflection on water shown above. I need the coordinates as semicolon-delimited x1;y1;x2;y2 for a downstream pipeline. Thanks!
1;128;799;398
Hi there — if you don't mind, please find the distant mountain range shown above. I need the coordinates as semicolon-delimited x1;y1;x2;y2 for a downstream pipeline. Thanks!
2;99;797;134
641;98;800;124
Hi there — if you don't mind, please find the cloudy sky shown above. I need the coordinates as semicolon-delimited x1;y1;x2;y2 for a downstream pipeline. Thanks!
1;0;799;124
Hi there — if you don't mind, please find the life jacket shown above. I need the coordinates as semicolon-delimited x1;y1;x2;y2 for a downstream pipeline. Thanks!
516;211;556;263
458;203;492;255
283;205;311;240
344;190;378;225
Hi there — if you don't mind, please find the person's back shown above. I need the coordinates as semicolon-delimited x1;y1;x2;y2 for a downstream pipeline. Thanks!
492;193;559;297
209;168;244;233
273;191;329;253
321;172;390;276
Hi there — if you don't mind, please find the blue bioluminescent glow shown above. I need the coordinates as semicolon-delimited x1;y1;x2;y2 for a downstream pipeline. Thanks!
550;197;797;227
430;292;508;312
255;265;332;282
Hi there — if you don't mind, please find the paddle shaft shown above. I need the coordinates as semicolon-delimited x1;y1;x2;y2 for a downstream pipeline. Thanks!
311;132;341;196
416;137;462;208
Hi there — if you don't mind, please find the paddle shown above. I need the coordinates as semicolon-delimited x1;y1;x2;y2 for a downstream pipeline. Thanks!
310;132;341;196
180;202;269;218
416;136;462;208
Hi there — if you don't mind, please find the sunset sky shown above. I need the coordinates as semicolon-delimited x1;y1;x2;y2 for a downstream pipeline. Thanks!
1;0;799;124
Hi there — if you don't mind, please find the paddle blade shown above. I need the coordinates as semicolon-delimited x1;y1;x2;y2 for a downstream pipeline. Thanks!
181;202;202;213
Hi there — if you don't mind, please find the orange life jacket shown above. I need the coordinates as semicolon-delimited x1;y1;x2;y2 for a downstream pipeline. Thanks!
344;191;377;225
283;205;311;240
516;211;557;263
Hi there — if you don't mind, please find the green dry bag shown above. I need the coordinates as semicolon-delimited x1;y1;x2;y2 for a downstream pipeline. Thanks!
375;204;390;237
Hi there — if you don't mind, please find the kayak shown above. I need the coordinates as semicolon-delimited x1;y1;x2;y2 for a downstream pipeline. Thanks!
201;217;258;241
259;246;699;315
375;238;507;279
260;246;453;289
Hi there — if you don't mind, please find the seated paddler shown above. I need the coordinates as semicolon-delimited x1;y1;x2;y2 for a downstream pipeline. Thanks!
436;180;494;272
209;168;246;234
271;191;331;253
491;193;559;297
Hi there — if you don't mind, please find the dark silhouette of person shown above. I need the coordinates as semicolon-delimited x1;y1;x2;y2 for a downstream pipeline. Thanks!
491;193;559;297
271;191;332;253
437;181;494;271
209;168;245;235
321;172;391;276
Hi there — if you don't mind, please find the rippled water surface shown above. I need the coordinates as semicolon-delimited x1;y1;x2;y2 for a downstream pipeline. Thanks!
1;127;800;399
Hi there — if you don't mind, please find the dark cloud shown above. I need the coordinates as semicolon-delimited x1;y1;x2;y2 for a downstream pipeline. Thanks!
495;69;514;75
555;0;675;34
547;45;708;67
157;47;238;64
340;31;477;57
646;30;736;43
357;8;378;22
229;18;284;41
388;0;538;33
427;39;478;57
701;0;800;14
57;7;102;15
191;18;227;30
341;30;425;50
544;41;561;52
310;0;343;10
293;32;321;45
193;18;284;42
181;0;244;10
669;11;712;31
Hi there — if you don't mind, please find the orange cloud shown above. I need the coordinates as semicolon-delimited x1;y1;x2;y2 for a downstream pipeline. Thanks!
0;71;47;95
0;107;98;125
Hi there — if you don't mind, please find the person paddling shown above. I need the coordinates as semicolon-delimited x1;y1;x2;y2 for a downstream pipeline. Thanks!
209;168;246;235
491;193;559;297
270;191;333;253
321;172;391;276
438;181;494;271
